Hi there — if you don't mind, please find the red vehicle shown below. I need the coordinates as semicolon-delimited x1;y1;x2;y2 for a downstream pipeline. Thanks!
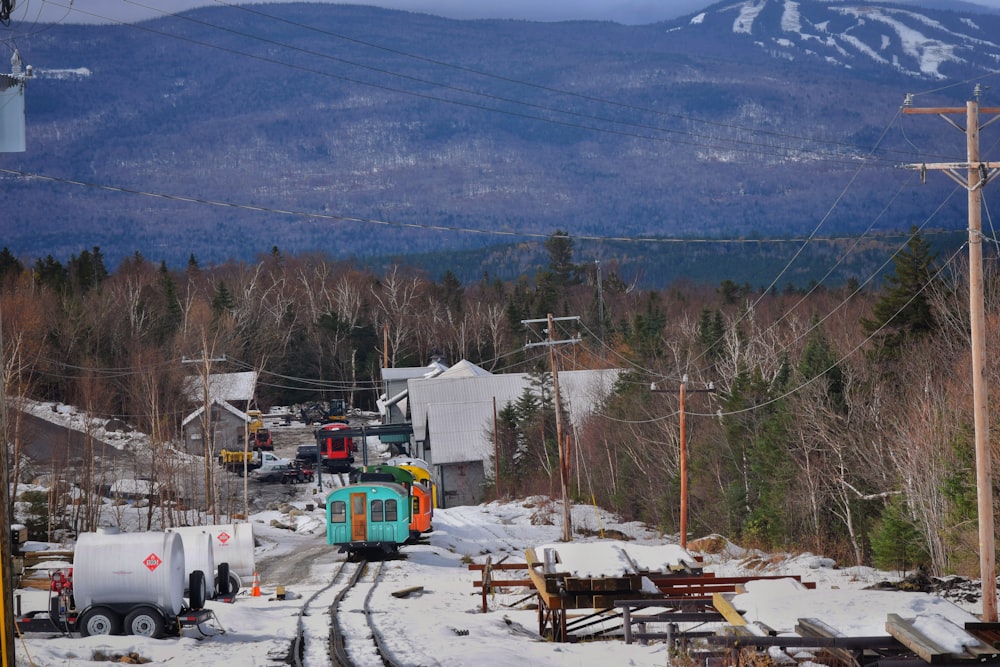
253;428;273;451
315;422;355;473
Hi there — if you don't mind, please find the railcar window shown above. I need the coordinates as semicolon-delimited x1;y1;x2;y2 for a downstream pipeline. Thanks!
330;501;346;523
371;499;384;522
386;499;398;522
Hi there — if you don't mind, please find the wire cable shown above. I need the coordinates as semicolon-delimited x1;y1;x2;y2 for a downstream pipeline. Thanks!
2;165;940;246
26;0;917;167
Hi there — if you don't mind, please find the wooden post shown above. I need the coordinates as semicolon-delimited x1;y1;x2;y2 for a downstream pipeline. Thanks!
652;377;713;551
522;315;580;541
0;302;14;667
493;397;500;499
679;378;688;549
548;314;571;543
966;100;996;623
903;98;1000;622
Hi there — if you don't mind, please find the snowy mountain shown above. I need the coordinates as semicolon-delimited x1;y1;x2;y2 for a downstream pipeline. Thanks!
674;0;1000;79
2;2;999;283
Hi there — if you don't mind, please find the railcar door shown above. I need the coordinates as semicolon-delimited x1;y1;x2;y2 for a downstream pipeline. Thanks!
350;492;367;542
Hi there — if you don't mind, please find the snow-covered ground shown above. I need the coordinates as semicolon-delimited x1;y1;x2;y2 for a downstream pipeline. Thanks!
14;493;990;667
9;402;991;666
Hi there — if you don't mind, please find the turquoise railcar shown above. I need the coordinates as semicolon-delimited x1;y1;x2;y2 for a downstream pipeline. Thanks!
326;482;412;556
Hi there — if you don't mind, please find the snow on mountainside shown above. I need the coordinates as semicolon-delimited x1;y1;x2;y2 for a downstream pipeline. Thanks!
678;0;1000;79
3;1;995;278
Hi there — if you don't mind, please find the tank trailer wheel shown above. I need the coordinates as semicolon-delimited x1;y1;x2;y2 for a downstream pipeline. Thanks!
124;606;167;638
189;570;207;610
78;606;123;637
216;562;230;597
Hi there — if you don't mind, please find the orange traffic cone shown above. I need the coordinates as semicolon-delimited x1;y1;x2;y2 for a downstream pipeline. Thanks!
252;571;261;597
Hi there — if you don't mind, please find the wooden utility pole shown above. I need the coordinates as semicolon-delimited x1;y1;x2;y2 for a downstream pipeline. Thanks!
0;302;13;667
652;377;714;550
904;94;1000;622
182;339;226;524
523;315;580;542
493;397;500;498
383;324;389;369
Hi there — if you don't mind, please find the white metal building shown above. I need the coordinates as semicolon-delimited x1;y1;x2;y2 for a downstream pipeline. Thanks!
405;362;620;507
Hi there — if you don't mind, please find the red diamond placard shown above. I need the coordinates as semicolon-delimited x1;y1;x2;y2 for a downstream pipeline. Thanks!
144;553;162;571
217;531;231;544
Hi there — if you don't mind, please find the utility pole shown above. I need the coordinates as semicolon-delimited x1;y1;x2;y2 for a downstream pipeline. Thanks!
523;315;580;542
0;302;13;667
493;397;500;499
652;376;714;550
595;260;605;343
182;340;226;524
903;91;1000;622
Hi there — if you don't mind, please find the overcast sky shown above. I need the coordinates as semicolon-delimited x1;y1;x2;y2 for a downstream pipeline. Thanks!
10;0;1000;26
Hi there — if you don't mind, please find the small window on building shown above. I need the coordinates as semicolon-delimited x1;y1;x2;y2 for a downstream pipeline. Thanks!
330;501;346;523
386;499;398;522
371;499;384;522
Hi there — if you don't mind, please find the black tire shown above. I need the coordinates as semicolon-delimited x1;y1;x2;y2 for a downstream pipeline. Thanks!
189;570;206;610
228;571;241;596
78;606;123;637
124;605;167;638
281;476;289;484
216;561;230;597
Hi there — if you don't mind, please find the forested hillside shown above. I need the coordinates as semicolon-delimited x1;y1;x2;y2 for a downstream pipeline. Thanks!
1;229;995;576
2;2;996;284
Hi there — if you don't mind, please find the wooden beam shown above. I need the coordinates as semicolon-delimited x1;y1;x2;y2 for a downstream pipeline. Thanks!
885;613;949;663
712;592;747;627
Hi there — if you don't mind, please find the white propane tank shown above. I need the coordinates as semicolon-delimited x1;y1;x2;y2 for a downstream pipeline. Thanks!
166;528;216;598
73;531;186;616
173;523;255;578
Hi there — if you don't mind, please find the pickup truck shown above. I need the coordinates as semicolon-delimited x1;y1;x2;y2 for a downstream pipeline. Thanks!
218;450;290;476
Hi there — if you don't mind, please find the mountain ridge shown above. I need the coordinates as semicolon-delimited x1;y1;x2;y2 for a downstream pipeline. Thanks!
1;1;997;286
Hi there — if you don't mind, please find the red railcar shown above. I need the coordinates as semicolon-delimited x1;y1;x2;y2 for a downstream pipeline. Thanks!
315;422;355;472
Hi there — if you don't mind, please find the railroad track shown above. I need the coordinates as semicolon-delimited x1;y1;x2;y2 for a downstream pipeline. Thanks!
292;558;402;667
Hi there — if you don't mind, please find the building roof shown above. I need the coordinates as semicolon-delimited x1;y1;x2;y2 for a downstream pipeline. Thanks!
379;360;453;417
183;371;258;403
408;368;620;464
182;399;250;428
438;359;492;379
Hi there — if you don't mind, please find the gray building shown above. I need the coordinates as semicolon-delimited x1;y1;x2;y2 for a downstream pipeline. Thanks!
181;399;250;456
405;361;620;507
181;371;258;455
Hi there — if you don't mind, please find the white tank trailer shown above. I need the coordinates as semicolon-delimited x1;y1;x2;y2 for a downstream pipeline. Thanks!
63;530;212;638
168;523;254;594
166;528;216;600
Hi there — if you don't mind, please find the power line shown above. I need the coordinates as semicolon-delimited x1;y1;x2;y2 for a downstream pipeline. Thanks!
20;0;921;167
201;0;938;164
0;166;960;246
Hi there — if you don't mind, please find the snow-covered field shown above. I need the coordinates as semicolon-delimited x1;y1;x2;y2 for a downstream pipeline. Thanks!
9;401;991;666
15;492;989;667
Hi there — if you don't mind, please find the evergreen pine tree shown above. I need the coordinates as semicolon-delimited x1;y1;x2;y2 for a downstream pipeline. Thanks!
212;280;235;315
861;226;937;356
0;247;24;284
